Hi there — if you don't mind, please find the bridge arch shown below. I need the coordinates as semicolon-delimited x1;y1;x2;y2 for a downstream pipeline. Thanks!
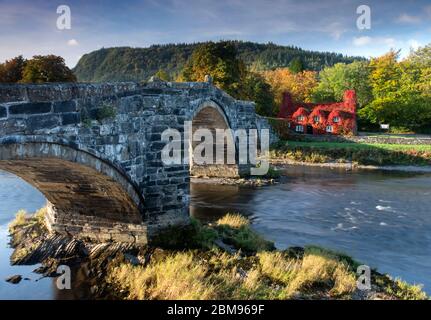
0;136;147;243
189;100;240;177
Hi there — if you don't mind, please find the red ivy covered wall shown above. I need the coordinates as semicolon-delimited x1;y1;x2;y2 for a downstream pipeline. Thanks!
278;90;357;135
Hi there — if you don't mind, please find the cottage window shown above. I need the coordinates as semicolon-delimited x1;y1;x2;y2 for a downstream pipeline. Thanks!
326;125;333;133
333;116;340;123
288;122;291;128
297;115;305;121
313;116;320;123
295;125;304;132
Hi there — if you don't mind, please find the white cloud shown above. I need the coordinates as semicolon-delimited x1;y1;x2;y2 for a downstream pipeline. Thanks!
67;39;79;46
396;13;421;24
353;36;402;49
353;36;398;48
353;36;371;46
383;38;396;47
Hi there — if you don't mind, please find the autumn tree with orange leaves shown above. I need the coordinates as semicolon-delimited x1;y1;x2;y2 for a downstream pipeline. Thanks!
261;68;318;105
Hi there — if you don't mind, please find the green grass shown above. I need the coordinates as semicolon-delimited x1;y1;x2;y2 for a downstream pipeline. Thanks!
9;209;428;300
285;141;431;152
271;140;431;166
108;235;429;300
150;214;274;254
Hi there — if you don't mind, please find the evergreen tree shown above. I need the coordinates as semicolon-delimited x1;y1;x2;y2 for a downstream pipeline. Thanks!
288;57;303;73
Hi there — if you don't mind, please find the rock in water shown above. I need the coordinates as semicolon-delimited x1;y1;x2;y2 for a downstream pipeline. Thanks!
6;275;22;284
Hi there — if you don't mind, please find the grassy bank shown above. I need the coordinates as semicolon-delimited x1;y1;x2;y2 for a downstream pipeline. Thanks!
271;140;431;166
105;214;428;300
8;210;429;300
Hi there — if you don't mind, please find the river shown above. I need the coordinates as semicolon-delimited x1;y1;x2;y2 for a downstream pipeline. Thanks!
0;166;430;299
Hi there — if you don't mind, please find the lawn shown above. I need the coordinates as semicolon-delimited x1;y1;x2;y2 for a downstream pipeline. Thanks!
285;141;431;153
271;140;431;166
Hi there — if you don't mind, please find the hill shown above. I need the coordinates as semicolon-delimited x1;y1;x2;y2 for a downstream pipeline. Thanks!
73;41;365;82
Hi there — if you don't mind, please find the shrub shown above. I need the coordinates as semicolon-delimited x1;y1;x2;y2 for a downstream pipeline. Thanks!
284;248;356;298
384;278;428;300
97;104;117;120
215;214;275;254
108;252;217;300
216;214;250;228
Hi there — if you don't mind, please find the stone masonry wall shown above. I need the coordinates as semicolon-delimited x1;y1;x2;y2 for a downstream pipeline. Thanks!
0;81;273;242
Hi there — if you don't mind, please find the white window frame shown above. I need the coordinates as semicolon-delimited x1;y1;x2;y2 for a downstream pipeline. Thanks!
326;125;333;133
313;116;320;123
297;115;305;121
333;116;340;123
295;125;304;132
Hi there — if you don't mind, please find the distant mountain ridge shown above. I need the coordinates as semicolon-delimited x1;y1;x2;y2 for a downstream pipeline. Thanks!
73;41;365;82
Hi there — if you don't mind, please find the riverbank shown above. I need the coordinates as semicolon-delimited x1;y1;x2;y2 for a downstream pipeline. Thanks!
6;209;428;300
271;159;431;173
270;140;431;172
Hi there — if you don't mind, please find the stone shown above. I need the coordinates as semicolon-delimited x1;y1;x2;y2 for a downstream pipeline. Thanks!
61;112;80;125
26;114;60;131
0;81;277;244
9;102;52;115
0;106;6;118
124;253;141;266
5;275;22;284
204;74;213;84
53;100;77;113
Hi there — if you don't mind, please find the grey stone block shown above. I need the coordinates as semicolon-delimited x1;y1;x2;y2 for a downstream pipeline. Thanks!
26;114;60;131
61;112;80;125
0;106;6;118
54;100;77;113
9;102;52;115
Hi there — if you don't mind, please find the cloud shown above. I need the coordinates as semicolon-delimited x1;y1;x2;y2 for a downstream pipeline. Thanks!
353;36;372;46
67;39;79;46
353;36;397;48
383;38;396;47
396;13;421;24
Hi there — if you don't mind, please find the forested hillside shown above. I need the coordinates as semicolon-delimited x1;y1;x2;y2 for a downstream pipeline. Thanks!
73;41;364;82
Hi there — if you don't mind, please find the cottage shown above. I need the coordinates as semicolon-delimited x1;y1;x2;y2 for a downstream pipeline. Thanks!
278;90;357;135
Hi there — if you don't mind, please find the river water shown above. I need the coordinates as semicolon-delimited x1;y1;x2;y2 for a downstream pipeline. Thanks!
0;166;430;299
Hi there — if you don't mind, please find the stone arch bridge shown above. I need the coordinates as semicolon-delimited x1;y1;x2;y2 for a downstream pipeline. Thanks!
0;80;275;244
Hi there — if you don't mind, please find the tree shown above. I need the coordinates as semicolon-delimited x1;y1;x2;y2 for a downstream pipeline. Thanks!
21;55;76;83
154;69;171;81
288;57;303;73
180;41;246;97
261;68;318;105
240;72;276;117
0;55;26;83
369;50;401;100
359;48;431;132
406;44;431;98
312;61;372;108
180;42;275;116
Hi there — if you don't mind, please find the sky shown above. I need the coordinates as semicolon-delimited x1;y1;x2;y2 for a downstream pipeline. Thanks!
0;0;430;67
